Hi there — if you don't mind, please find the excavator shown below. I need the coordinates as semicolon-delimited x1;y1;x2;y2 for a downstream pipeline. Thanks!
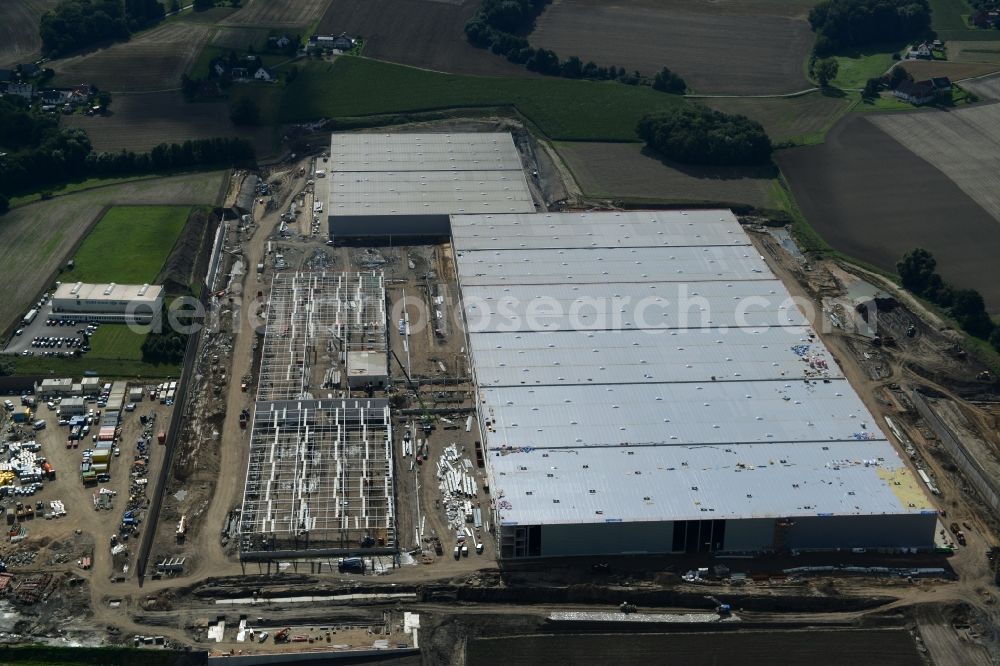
273;627;291;643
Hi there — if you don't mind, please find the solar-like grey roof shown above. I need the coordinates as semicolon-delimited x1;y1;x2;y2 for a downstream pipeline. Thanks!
452;209;927;525
451;210;751;250
330;170;534;217
328;132;534;219
455;245;771;285
330;132;523;172
481;380;882;449
461;281;808;333
468;326;841;387
489;440;928;525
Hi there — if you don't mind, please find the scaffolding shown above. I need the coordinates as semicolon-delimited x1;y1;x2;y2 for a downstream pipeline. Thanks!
257;271;387;402
239;272;395;560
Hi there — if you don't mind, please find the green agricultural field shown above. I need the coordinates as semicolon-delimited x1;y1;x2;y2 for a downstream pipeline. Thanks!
830;48;899;89
931;0;973;32
64;206;192;284
930;0;1000;40
277;57;684;141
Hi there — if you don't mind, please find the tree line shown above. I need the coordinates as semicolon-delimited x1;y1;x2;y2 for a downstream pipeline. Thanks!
808;0;932;56
636;106;772;167
40;0;165;57
464;0;685;91
0;98;255;205
897;249;1000;352
141;326;188;364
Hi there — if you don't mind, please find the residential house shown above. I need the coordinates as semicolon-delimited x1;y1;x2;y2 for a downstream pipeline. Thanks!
212;60;227;77
907;42;933;60
69;83;93;106
930;77;952;93
274;35;291;49
41;89;69;105
253;66;273;81
4;83;33;99
231;67;250;81
893;79;938;105
332;33;354;51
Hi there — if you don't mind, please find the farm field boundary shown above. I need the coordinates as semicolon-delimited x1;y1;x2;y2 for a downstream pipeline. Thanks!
868;103;1000;227
0;172;226;335
776;114;1000;312
530;0;814;94
554;141;777;210
50;22;213;93
0;0;59;67
277;57;684;141
63;205;193;284
62;91;274;157
317;0;529;77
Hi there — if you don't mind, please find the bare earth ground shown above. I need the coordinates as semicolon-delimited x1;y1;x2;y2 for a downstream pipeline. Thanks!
62;91;274;156
210;26;272;51
221;0;333;28
704;92;855;144
554;141;776;209
948;41;1000;65
531;0;814;94
318;0;533;76
959;72;1000;100
869;102;1000;228
900;59;1000;81
50;22;212;92
0;0;59;67
775;114;1000;313
0;172;226;331
467;629;923;666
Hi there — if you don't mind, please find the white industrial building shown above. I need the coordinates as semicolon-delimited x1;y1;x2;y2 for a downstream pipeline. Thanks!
451;210;937;559
327;133;535;240
51;282;163;324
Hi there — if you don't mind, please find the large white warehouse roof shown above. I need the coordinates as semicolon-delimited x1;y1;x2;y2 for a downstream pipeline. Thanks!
454;210;933;527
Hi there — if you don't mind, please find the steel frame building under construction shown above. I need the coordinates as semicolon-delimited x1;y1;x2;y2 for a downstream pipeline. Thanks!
238;272;396;561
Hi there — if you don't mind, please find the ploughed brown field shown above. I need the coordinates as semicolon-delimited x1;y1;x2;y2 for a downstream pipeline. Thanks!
221;0;333;28
556;141;776;209
318;0;534;76
50;22;211;92
0;0;59;67
530;0;816;94
62;91;273;157
777;114;1000;312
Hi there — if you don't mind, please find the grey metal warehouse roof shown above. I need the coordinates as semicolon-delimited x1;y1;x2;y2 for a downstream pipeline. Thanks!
461;281;808;333
330;170;534;217
468;326;841;387
452;210;925;526
451;210;750;250
454;245;771;285
330;132;523;171
489;440;931;525
480;380;883;450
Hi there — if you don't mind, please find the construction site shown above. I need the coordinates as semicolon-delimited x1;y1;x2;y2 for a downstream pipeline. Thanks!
0;122;999;665
239;271;395;563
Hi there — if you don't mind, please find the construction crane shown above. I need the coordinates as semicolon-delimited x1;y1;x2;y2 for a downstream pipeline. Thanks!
390;348;434;434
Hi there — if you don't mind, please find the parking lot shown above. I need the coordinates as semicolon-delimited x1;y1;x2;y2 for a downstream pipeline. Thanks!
2;296;108;357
